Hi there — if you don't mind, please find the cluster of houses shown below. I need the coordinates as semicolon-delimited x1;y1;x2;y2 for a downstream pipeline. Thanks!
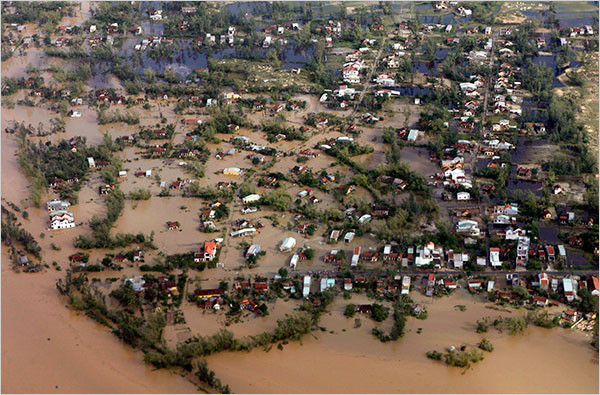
563;25;595;37
134;35;174;52
342;49;366;84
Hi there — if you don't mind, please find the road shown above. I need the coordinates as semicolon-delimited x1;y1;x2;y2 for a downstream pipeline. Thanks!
348;37;387;124
480;30;497;136
257;268;599;278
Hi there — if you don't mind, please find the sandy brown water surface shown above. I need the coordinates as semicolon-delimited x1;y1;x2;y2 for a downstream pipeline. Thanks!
206;290;599;394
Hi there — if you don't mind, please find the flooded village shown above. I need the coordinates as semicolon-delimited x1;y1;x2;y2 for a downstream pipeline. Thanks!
1;1;599;394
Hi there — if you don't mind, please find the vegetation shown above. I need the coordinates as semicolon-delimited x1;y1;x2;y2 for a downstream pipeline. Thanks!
478;337;494;352
129;188;152;201
1;205;41;258
371;303;390;322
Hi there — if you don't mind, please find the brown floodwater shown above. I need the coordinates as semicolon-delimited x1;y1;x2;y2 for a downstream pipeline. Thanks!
1;250;200;394
206;290;599;394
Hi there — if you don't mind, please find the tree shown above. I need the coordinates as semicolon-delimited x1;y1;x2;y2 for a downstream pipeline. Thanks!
278;267;288;278
371;303;390;322
352;173;369;188
578;288;598;314
143;67;155;83
303;248;315;260
478;337;494;352
344;304;356;317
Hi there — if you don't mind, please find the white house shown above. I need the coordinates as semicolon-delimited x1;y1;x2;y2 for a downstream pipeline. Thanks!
125;276;145;292
230;227;256;237
456;220;480;236
489;247;501;267
407;129;420;142
47;200;70;212
320;278;335;292
290;254;299;268
302;275;311;297
242;194;261;204
279;237;297;252
457;192;470;201
49;210;75;230
401;276;411;295
516;236;530;266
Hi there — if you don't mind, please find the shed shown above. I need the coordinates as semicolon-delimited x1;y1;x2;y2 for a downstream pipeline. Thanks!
242;194;261;204
279;237;297;252
407;129;420;141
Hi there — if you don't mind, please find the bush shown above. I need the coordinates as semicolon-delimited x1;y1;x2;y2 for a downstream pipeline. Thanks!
129;188;151;200
344;304;356;317
478;337;494;352
426;350;443;360
371;303;390;322
476;318;489;333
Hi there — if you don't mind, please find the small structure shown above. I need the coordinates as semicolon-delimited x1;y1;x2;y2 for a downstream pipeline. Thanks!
242;194;261;204
223;167;241;176
401;276;411;295
246;244;261;258
230;227;257;237
302;275;311;297
279;237;297;252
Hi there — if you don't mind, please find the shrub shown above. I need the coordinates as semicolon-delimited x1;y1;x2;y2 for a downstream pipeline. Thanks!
478;337;494;352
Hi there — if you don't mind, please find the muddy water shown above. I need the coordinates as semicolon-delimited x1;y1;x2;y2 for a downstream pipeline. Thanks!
207;289;598;394
1;250;200;394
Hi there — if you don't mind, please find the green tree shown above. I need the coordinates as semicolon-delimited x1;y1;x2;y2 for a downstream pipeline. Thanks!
371;303;390;322
344;304;356;317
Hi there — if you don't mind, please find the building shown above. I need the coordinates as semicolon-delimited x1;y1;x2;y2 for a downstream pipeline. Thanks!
230;227;257;237
49;210;75;230
246;244;261;258
587;276;599;296
223;167;241;176
456;220;480;236
302;275;311;297
195;289;225;299
194;241;218;262
407;129;420;141
563;278;574;302
415;242;443;267
242;194;261;204
489;247;501;267
47;200;70;212
516;236;530;266
320;278;336;292
401;276;411;295
539;273;549;291
290;254;299;268
279;237;297;252
533;296;548;307
351;246;361;267
125;276;145;292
